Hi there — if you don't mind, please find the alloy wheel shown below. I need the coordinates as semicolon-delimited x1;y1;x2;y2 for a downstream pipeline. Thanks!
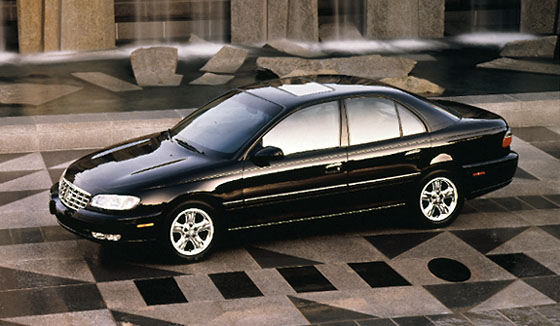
420;176;458;222
170;207;214;256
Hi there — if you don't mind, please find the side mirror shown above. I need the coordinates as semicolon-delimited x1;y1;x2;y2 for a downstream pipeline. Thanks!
252;146;284;164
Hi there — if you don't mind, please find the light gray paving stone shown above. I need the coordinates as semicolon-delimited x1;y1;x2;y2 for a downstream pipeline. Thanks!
175;274;225;302
0;170;52;192
72;72;142;92
258;234;386;263
97;280;147;309
0;241;82;263
447;211;530;230
316;263;372;291
120;302;230;326
218;296;308;326
0;258;95;283
514;209;560;226
389;254;514;286
500;306;555;326
488;227;560;254
525;250;560;275
0;190;50;214
0;83;82;106
4;309;117;326
190;73;235;86
0;210;57;229
471;280;555;312
464;310;515;326
395;232;482;260
200;46;249;74
511;137;560;181
428;313;473;325
0;153;46;172
245;268;296;296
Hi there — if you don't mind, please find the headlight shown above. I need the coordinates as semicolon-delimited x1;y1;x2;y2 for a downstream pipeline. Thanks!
90;194;140;210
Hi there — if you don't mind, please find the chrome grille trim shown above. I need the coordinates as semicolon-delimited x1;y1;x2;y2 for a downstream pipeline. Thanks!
59;178;91;211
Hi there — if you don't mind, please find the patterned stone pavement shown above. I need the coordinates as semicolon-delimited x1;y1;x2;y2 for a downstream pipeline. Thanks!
0;127;559;326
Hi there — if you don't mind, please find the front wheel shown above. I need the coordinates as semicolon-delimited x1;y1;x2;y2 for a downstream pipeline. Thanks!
163;203;219;262
413;173;463;228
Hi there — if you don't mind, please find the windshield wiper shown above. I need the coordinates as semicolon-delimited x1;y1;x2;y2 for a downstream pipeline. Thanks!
174;138;204;155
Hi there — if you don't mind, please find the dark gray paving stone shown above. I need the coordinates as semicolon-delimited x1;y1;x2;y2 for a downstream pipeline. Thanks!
0;284;105;318
534;304;560;325
364;232;441;259
0;190;46;207
288;296;375;324
349;261;411;288
48;168;66;184
85;257;183;282
451;227;528;254
40;225;77;242
512;127;560;142
461;202;477;214
111;310;184;326
468;199;508;213
0;266;85;291
279;266;336;293
0;229;13;246
134;277;188;306
491;197;534;211
0;320;27;326
463;310;514;326
532;141;560;160
514;168;539;180
9;228;43;245
487;253;556;278
500;306;555;326
424;280;513;311
0;171;40;185
393;316;433;325
428;314;473;325
544;195;560;206
0;153;29;166
518;196;560;209
540;225;560;241
209;271;263;299
523;276;560;302
246;246;321;269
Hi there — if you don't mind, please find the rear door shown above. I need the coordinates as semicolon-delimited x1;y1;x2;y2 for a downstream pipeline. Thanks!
344;96;430;209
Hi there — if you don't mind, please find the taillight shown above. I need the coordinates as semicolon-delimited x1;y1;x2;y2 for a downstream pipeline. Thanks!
502;129;512;148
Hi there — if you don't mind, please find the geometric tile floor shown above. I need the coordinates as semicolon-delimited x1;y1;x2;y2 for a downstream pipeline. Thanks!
0;127;559;325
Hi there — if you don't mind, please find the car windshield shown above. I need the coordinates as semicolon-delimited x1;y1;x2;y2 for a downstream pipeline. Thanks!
172;91;282;157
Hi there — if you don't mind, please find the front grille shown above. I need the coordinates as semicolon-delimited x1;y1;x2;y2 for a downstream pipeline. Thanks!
59;178;91;211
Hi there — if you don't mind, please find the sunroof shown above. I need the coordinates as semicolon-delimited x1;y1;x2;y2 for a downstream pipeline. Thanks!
277;82;333;96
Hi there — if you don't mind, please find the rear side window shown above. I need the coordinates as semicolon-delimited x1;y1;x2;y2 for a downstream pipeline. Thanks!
345;97;400;146
397;104;426;136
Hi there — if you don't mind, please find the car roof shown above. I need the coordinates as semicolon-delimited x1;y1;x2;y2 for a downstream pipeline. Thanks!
236;75;459;131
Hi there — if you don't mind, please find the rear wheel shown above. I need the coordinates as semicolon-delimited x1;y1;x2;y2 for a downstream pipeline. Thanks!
413;172;463;228
163;202;219;262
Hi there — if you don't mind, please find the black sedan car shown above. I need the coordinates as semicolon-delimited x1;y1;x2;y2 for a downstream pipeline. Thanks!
50;76;518;261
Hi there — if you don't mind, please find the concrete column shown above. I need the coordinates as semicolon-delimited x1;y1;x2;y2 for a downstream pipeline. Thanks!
60;0;115;51
231;0;267;44
366;0;419;39
268;0;289;40
43;0;61;52
286;0;318;42
16;0;43;53
521;0;560;34
419;0;445;38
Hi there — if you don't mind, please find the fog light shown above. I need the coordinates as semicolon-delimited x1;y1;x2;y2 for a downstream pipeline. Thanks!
91;232;121;241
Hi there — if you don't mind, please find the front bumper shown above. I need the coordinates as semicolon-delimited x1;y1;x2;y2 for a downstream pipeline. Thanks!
49;183;162;243
463;151;519;199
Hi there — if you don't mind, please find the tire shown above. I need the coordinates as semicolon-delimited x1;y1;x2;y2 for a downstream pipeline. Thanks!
412;171;464;228
162;201;220;262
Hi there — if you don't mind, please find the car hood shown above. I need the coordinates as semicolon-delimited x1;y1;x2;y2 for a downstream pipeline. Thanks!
64;133;219;195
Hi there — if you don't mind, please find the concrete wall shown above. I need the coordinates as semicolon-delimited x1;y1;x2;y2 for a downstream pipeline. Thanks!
521;0;560;34
16;0;115;53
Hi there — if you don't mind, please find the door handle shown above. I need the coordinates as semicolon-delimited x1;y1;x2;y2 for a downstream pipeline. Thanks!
325;162;343;174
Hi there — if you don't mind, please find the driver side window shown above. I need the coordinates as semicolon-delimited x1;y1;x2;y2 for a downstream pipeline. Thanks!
262;101;340;156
